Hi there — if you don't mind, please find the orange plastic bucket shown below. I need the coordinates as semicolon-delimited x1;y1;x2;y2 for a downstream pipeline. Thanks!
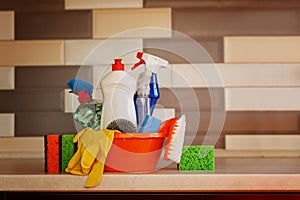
104;132;168;172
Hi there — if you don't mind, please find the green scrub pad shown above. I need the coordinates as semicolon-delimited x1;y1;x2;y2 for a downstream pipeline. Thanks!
61;134;76;173
44;134;77;173
179;145;215;170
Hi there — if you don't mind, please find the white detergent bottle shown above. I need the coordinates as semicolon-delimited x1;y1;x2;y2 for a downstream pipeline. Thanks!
100;59;137;131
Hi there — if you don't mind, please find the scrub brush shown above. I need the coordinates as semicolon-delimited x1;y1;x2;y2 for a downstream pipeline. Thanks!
161;115;186;163
106;119;137;133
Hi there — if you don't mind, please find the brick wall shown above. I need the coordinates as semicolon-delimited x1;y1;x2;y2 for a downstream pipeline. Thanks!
1;0;300;152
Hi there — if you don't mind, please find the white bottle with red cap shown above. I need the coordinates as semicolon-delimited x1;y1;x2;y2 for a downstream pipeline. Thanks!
100;59;137;130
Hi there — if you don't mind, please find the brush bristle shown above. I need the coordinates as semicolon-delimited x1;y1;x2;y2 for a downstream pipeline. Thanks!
107;119;137;133
165;115;186;163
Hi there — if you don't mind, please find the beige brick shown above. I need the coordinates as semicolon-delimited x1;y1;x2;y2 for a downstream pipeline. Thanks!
172;64;224;88
0;137;43;151
93;8;172;38
225;88;300;111
64;89;79;113
0;113;14;137
225;135;300;150
152;108;175;121
65;0;142;9
224;36;300;63
0;66;14;89
173;63;300;87
0;40;64;66
217;63;300;87
0;11;14;40
65;39;142;65
215;149;300;158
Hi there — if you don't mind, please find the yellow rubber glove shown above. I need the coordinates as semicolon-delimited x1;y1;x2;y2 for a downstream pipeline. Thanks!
65;127;115;187
65;128;87;175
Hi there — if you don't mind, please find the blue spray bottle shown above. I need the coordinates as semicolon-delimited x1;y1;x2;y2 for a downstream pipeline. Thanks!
131;52;169;128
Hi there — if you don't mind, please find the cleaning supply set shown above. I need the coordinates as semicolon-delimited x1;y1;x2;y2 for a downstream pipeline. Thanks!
56;52;190;188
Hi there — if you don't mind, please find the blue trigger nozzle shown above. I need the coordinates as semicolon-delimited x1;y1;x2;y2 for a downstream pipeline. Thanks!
67;78;93;98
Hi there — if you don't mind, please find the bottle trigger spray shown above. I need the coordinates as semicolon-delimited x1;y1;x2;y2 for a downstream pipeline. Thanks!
67;78;102;130
131;52;169;128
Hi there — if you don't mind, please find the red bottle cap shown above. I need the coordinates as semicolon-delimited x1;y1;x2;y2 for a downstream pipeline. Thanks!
112;59;124;71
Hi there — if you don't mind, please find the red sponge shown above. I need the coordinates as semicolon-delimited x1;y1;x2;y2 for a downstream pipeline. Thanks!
44;134;60;173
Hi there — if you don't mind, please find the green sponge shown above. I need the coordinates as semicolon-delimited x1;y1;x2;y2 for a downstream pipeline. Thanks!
179;145;215;170
61;134;75;173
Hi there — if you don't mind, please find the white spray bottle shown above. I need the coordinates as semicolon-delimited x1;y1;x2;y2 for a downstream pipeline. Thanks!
131;52;169;128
